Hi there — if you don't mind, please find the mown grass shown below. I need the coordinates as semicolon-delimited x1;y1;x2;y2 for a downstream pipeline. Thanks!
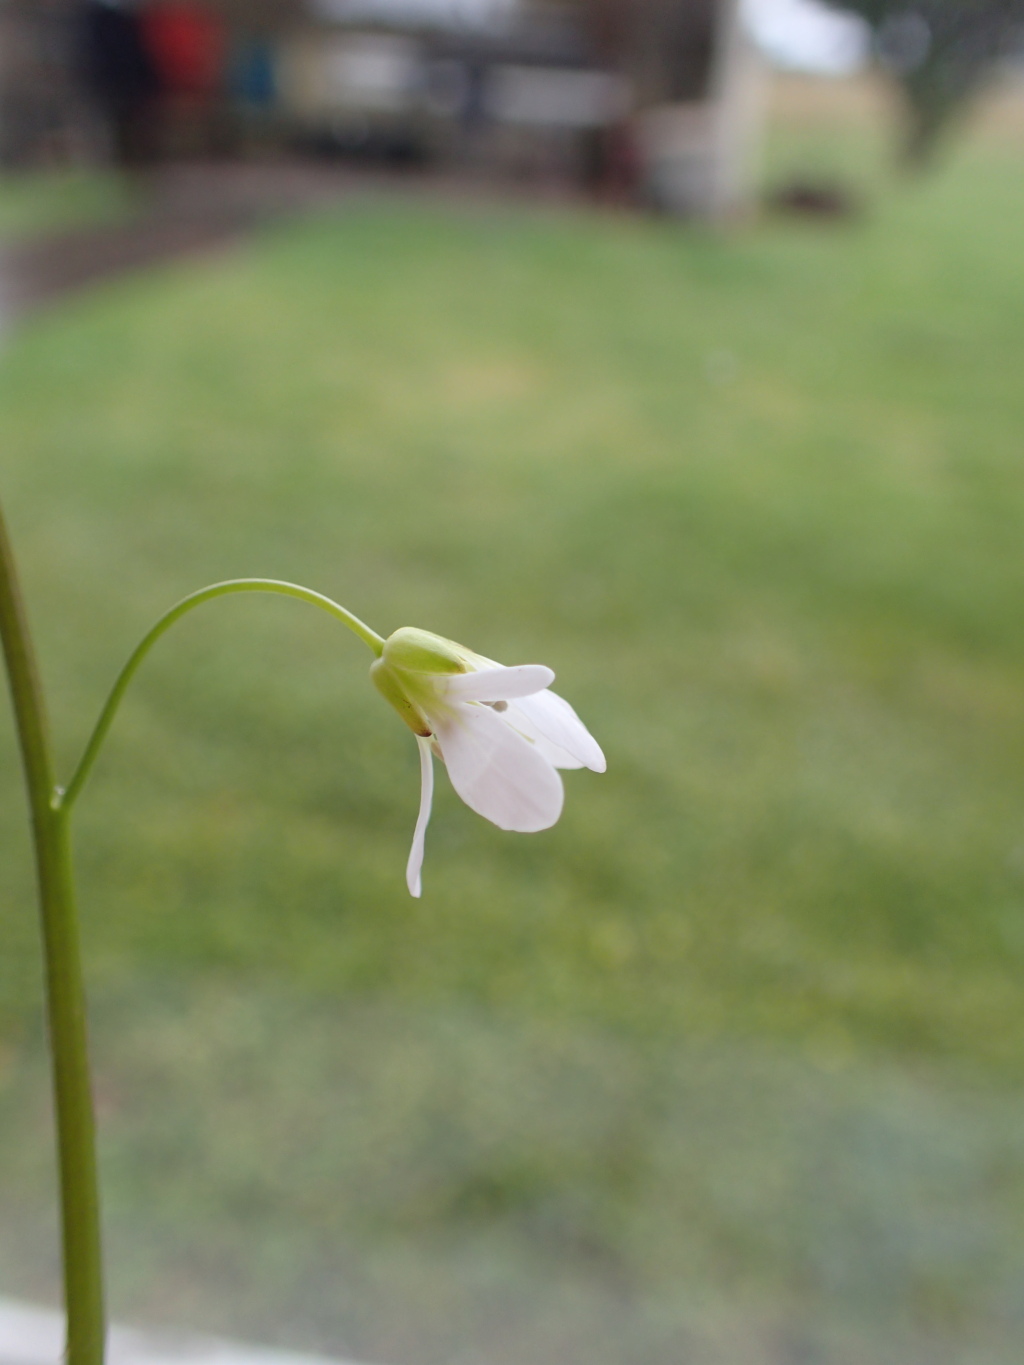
1;93;1024;1364
0;170;135;243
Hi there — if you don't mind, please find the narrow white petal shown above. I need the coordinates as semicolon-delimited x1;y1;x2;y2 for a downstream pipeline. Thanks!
406;736;435;898
435;705;564;832
443;665;555;702
505;689;607;773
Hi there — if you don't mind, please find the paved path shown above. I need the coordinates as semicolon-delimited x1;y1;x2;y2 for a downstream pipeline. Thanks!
0;161;379;324
0;1299;368;1365
0;160;589;327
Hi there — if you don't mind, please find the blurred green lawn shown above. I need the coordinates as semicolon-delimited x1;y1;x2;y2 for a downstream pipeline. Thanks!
2;90;1024;1365
0;170;134;242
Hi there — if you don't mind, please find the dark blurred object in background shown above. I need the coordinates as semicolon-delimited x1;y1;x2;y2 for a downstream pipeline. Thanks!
766;175;862;218
227;33;277;150
141;1;223;95
0;0;92;166
79;0;162;166
140;2;229;157
836;0;1024;165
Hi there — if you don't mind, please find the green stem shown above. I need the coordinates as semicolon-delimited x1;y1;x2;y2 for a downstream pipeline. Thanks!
0;503;104;1365
59;579;384;813
0;566;382;1365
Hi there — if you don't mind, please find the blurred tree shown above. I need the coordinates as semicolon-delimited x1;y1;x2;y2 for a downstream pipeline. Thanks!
837;0;1024;165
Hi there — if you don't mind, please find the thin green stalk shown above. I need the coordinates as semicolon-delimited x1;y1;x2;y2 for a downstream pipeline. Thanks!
0;561;382;1365
0;502;104;1365
59;579;384;812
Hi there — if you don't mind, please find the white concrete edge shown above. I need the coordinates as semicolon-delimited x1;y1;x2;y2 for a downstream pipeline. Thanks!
0;1300;371;1365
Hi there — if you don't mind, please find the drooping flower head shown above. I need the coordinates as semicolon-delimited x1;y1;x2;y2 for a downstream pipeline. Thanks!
371;628;605;896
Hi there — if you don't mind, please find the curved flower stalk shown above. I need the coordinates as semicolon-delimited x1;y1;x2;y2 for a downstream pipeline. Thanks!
0;513;605;1365
371;627;606;896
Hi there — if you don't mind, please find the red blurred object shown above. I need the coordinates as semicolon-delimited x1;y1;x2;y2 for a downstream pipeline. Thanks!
141;3;225;96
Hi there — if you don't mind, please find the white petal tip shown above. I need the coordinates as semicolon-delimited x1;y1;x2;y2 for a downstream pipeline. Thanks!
508;814;561;834
405;864;423;897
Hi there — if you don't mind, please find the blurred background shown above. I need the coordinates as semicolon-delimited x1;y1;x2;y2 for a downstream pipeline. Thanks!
1;2;1024;1363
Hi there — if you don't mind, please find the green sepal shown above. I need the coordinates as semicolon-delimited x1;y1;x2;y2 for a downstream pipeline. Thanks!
370;658;432;736
382;627;470;675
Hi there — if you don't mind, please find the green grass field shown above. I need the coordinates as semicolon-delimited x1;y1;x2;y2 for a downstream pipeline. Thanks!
0;170;134;243
2;94;1024;1364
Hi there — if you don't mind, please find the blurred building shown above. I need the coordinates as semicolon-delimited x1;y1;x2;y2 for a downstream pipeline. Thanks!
0;0;96;165
0;0;766;216
585;0;765;215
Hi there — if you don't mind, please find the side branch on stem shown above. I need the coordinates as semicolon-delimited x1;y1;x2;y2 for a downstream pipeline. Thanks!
59;579;385;812
0;553;385;1365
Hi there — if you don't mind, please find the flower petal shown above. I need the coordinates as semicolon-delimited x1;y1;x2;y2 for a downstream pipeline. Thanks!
406;735;435;898
434;704;564;832
443;665;555;702
504;689;607;773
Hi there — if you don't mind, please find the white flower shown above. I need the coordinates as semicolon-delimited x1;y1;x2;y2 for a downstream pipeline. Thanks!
371;628;606;897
